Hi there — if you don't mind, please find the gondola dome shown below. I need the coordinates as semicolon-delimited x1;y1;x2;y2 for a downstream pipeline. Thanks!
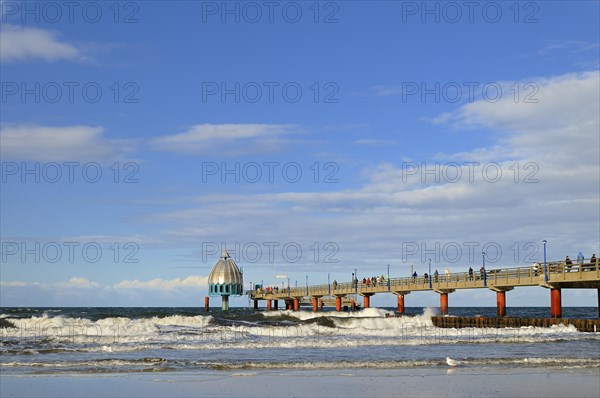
208;250;243;298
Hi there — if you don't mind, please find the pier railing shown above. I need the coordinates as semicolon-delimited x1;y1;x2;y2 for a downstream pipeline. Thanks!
250;259;600;300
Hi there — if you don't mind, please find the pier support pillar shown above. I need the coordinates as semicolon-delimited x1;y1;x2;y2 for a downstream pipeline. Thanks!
274;300;278;310
397;295;405;314
266;300;272;311
598;289;600;319
312;297;318;312
320;299;324;311
204;296;210;312
335;296;342;312
351;299;356;311
496;291;506;317
293;298;300;311
222;295;229;311
362;294;372;309
253;299;258;310
440;293;449;315
550;288;562;318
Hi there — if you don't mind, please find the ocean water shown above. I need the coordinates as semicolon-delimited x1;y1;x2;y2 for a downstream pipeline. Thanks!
1;307;599;375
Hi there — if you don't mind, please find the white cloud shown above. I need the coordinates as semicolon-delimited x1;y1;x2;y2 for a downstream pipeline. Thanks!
62;277;101;289
0;124;136;162
0;276;211;306
538;40;600;55
1;276;207;291
372;85;404;96
0;24;83;63
150;124;298;157
113;276;208;291
148;72;599;281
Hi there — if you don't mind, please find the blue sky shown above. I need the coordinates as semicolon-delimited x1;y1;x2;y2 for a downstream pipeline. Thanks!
1;1;599;307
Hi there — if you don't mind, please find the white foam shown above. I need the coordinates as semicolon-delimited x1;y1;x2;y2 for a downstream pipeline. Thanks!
1;310;595;354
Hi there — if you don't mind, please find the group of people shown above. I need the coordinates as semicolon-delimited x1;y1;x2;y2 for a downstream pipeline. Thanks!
361;275;387;286
564;253;597;272
411;270;440;282
331;276;388;290
467;266;487;281
255;286;283;294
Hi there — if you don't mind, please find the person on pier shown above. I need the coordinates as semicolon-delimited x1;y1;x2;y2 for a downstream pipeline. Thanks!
565;256;573;272
468;267;474;281
434;270;439;282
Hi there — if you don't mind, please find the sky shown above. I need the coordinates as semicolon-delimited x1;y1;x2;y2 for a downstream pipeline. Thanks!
0;0;599;308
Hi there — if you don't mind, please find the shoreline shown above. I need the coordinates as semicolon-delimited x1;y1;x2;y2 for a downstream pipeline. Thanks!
1;367;599;398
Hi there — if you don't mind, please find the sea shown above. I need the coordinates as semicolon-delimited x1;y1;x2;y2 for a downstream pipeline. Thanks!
1;306;599;375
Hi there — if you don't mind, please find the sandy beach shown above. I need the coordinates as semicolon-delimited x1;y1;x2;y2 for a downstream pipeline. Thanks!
2;367;599;398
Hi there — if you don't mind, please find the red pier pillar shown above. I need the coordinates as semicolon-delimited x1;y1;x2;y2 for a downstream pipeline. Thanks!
440;293;449;315
312;297;318;312
266;300;272;311
550;288;562;318
335;296;342;312
496;291;506;317
204;296;210;312
397;295;405;314
363;294;372;309
293;298;300;311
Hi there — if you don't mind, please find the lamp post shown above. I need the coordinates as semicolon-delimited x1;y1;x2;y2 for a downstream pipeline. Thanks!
354;268;357;292
328;272;331;294
543;240;548;282
387;264;390;291
482;252;487;287
428;259;432;289
287;277;290;296
306;275;309;295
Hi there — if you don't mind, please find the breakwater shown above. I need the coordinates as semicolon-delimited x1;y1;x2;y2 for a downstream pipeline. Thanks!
431;316;600;332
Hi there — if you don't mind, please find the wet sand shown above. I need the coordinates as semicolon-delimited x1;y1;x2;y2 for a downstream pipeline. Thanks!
1;367;599;397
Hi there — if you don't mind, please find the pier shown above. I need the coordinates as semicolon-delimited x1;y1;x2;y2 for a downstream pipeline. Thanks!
249;259;600;318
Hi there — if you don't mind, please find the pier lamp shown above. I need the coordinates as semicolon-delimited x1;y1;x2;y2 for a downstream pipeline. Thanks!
306;275;309;295
287;277;290;296
482;252;487;287
328;272;331;294
354;268;358;292
428;259;432;289
387;264;390;291
543;240;548;282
